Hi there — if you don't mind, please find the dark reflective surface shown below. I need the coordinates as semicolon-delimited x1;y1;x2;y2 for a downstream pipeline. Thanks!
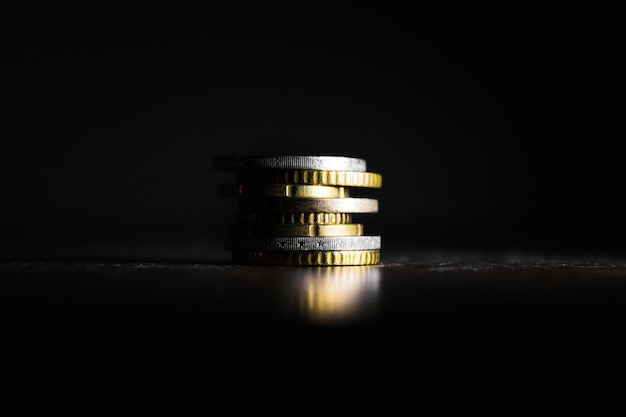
4;250;626;381
3;250;626;334
1;261;381;327
283;266;380;325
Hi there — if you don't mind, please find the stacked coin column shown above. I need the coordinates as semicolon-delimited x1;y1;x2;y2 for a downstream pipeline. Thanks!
214;155;382;266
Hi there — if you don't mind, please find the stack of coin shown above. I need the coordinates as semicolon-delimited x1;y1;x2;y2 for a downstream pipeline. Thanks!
214;155;382;266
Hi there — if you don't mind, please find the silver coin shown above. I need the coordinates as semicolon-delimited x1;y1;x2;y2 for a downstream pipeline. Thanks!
213;155;367;172
237;197;378;213
224;235;382;251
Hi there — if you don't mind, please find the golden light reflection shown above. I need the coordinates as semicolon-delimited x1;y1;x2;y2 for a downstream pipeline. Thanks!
294;266;380;324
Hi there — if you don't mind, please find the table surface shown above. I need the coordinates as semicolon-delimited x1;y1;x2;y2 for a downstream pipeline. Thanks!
5;247;626;382
4;247;626;332
4;249;622;410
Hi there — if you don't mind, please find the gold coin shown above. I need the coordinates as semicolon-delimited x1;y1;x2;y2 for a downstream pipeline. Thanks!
234;212;353;224
217;183;349;198
236;169;383;188
232;250;381;266
229;223;364;237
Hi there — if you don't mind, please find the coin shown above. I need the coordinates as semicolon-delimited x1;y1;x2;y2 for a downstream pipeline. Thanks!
229;223;364;237
213;155;367;172
224;235;381;251
237;197;378;213
234;212;354;224
217;183;350;198
236;169;382;188
231;250;380;266
214;154;382;266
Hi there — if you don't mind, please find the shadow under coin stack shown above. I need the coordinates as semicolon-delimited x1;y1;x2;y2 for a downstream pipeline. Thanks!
214;155;382;266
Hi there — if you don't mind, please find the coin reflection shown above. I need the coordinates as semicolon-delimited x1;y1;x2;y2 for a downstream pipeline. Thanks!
293;266;380;324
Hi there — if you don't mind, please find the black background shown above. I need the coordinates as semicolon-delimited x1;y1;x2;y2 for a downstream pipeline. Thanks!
1;3;622;261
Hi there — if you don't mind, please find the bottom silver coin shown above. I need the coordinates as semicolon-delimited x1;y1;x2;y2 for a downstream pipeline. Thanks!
224;235;381;251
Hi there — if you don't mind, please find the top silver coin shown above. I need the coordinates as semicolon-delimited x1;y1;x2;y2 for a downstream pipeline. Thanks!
213;155;367;172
